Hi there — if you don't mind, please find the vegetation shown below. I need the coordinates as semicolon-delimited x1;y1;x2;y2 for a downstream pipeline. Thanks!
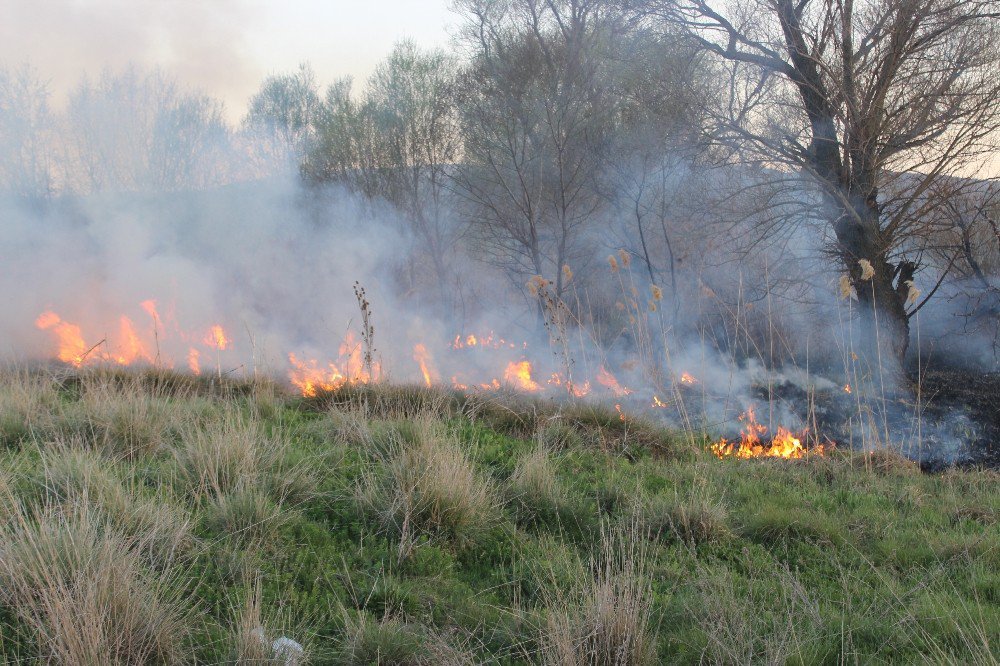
0;366;995;664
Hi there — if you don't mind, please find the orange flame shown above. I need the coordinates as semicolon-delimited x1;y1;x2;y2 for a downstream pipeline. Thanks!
187;348;201;375
680;372;698;385
710;406;824;459
35;311;89;366
596;366;630;397
205;325;229;350
504;360;539;391
652;395;668;408
412;343;437;387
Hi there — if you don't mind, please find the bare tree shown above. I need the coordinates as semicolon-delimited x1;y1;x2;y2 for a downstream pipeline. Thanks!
0;65;53;199
453;0;622;302
632;0;1000;376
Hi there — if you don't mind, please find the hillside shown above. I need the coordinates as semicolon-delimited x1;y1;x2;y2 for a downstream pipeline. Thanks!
0;367;997;664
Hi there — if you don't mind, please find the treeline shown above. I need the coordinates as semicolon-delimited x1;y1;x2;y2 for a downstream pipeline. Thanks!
2;0;998;369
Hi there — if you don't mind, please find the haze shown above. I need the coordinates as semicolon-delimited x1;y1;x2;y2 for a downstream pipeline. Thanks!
0;0;455;120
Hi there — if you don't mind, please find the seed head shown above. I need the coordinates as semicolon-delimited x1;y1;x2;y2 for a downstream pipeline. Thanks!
608;255;619;273
650;284;663;301
858;259;875;281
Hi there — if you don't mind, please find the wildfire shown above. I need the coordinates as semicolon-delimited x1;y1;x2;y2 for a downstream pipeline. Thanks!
843;384;852;394
412;343;437;387
504;360;540;391
287;333;377;397
596;366;631;397
710;407;825;460
35;311;88;366
680;372;698;385
547;372;590;397
205;325;229;350
652;395;668;408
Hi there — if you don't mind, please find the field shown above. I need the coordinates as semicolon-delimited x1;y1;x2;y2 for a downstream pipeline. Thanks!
0;366;997;664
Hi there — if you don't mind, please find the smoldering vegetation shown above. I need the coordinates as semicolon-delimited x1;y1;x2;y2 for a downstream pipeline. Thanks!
2;0;999;468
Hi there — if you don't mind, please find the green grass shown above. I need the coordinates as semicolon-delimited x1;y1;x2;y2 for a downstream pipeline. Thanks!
0;366;997;663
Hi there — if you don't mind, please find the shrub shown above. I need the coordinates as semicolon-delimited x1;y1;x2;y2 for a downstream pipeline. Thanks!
540;523;655;665
357;418;498;553
0;502;193;664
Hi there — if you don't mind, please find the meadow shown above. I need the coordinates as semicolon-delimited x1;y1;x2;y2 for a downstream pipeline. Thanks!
0;366;996;664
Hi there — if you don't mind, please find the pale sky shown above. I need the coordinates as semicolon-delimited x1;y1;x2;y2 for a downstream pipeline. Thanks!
0;0;457;121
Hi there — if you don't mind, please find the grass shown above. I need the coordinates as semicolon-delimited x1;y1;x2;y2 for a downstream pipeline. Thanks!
0;366;997;663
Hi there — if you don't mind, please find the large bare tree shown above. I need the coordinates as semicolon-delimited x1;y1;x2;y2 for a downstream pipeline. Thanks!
632;0;1000;377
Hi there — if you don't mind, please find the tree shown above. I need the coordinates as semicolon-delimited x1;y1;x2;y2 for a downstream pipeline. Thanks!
633;0;1000;377
63;66;229;192
453;0;623;301
0;65;53;199
244;63;321;169
304;42;463;309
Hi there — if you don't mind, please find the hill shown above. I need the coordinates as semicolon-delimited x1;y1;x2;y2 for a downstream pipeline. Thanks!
0;367;997;664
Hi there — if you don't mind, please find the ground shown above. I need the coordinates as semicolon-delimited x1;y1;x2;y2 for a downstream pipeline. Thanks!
0;367;997;664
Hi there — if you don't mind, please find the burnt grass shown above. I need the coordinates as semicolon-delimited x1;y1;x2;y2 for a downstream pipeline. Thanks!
0;367;997;663
754;367;1000;471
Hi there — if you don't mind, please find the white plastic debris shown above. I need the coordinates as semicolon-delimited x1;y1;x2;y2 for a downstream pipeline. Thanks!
272;636;305;665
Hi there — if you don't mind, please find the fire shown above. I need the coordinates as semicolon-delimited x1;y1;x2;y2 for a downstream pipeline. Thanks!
710;406;825;460
287;333;377;397
843;384;852;394
504;360;539;391
615;403;626;421
205;325;229;350
187;348;201;375
35;311;89;366
547;372;591;397
596;366;631;396
680;372;698;385
652;395;668;408
412;343;437;387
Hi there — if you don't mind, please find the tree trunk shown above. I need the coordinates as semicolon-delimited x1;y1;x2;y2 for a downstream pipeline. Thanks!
832;196;911;387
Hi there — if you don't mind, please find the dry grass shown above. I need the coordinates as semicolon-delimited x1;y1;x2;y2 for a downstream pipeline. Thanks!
0;367;60;446
689;560;825;665
34;439;193;564
357;417;499;555
509;444;565;519
174;410;314;506
640;484;731;546
0;501;193;664
540;523;655;666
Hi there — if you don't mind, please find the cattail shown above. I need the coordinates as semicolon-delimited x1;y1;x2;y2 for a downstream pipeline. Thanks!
648;300;657;312
618;249;631;268
608;255;619;273
905;279;920;305
838;275;853;300
526;275;547;297
650;284;663;301
561;264;573;283
615;301;625;311
858;259;875;281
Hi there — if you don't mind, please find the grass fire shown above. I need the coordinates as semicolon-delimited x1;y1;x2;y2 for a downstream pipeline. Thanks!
1;0;999;662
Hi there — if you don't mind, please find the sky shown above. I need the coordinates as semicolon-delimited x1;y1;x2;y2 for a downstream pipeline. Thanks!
0;0;458;122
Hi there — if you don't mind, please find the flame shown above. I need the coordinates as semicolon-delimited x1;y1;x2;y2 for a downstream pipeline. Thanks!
504;360;539;391
596;366;630;397
615;403;626;421
187;348;201;375
140;299;164;332
680;372;698;385
412;343;437;387
843;384;852;394
710;406;824;459
287;333;378;397
205;325;229;350
35;311;89;366
547;372;591;397
115;316;154;365
652;395;668;408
